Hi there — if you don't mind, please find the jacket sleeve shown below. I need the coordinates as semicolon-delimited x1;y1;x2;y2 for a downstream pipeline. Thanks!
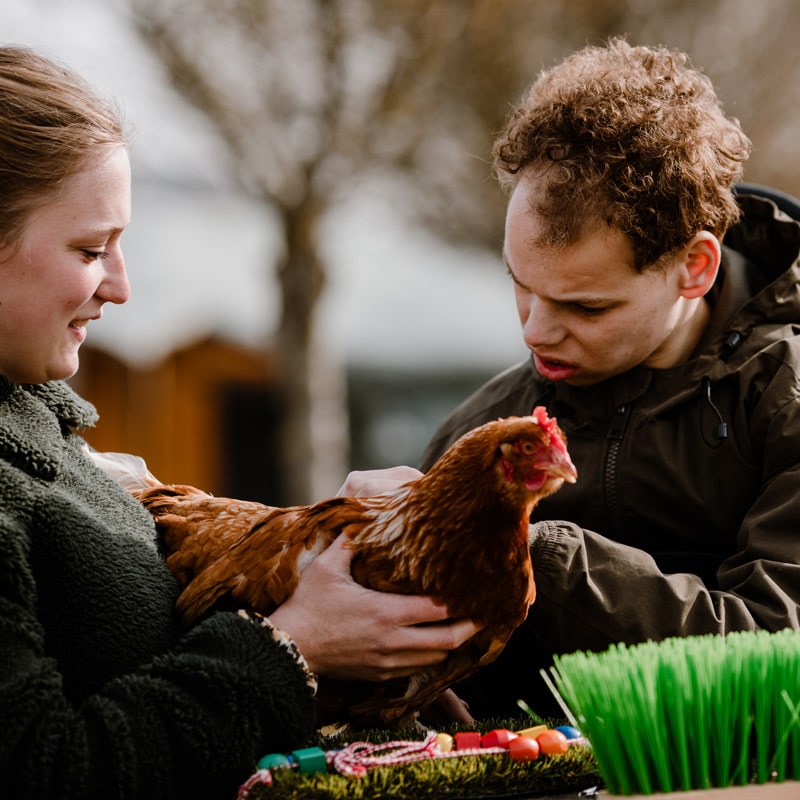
0;511;316;800
527;518;799;656
525;366;800;652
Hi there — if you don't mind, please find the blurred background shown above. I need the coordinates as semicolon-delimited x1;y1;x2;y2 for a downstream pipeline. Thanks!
5;0;800;504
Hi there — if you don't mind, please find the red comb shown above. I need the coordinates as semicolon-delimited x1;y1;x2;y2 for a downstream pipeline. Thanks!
532;405;555;432
532;406;568;454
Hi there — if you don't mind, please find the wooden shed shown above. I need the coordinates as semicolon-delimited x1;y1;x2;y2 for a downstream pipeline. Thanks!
70;338;285;504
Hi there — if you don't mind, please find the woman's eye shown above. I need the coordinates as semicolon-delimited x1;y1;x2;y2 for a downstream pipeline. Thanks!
81;249;109;262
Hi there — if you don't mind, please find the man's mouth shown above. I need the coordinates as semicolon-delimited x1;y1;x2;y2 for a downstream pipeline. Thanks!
533;353;578;381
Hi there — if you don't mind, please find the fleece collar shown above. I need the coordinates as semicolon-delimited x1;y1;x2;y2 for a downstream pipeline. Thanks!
0;378;98;481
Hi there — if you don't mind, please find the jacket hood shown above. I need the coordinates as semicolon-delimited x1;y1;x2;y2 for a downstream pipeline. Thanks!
705;193;800;371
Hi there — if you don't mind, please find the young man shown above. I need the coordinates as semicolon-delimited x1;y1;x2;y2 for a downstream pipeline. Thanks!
415;38;800;718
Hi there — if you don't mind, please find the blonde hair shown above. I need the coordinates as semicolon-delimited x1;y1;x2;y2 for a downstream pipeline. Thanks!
0;46;128;247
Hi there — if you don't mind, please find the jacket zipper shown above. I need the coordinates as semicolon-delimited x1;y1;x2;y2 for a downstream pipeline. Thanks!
605;404;632;537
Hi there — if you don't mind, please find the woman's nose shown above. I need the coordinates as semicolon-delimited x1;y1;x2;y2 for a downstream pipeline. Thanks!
99;249;131;305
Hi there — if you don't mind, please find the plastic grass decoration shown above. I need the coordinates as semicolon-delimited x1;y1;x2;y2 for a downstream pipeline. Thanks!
547;629;800;796
239;718;600;800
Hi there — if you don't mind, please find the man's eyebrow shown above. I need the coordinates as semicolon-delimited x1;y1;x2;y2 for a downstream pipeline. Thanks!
501;249;617;307
501;250;527;288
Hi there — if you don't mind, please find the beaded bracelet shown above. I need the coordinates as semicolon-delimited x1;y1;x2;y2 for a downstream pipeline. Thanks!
236;724;586;798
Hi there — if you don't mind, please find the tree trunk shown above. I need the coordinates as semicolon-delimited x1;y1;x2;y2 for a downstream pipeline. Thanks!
275;201;345;504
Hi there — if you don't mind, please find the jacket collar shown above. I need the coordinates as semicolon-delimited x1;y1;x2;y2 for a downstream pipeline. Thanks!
0;378;98;480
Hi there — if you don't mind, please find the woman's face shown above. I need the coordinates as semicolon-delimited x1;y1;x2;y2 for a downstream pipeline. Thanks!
0;145;131;383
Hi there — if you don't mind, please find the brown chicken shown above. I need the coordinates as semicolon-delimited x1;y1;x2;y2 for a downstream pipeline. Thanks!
130;408;577;727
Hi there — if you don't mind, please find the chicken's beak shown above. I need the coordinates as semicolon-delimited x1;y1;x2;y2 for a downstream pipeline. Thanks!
539;443;578;484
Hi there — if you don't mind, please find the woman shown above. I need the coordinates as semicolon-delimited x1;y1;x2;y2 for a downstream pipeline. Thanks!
0;46;475;800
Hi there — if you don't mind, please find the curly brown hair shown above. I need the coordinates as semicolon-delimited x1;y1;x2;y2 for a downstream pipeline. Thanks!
493;38;751;270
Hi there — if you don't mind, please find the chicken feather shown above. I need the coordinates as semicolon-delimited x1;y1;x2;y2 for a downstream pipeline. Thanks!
131;409;576;727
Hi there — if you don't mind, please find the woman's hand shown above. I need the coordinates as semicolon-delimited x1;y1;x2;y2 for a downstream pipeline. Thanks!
336;466;422;498
269;534;479;681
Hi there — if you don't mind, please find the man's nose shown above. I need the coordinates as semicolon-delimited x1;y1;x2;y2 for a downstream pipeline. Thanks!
521;296;562;347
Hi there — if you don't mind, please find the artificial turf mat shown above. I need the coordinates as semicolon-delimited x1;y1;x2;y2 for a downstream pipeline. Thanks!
239;718;602;800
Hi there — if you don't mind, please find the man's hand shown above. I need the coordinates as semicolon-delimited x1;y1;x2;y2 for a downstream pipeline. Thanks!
336;466;423;498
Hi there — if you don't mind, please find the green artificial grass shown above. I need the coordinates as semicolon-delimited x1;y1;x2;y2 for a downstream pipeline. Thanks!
239;718;601;800
548;629;800;796
240;630;800;798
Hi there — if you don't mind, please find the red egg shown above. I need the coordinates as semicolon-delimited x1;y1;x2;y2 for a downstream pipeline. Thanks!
508;735;540;762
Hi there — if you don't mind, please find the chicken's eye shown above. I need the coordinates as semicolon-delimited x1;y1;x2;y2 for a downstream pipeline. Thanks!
519;440;536;455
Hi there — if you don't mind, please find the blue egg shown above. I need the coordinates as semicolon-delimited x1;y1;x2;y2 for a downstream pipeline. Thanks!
555;724;582;740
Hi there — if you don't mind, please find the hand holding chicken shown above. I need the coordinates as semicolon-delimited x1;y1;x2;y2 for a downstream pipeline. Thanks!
130;408;576;727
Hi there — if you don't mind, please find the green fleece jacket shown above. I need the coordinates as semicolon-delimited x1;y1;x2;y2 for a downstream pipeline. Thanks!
421;194;800;719
0;378;315;800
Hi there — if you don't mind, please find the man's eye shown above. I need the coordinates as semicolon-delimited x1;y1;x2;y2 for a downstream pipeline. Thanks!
571;303;607;316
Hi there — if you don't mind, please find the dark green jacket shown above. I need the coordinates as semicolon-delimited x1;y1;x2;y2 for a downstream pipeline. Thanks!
0;379;315;799
421;194;800;718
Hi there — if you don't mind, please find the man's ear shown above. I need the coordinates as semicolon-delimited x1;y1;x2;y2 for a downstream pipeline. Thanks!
678;231;721;299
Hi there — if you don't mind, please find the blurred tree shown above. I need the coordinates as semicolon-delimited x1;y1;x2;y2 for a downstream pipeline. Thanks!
124;0;800;502
123;0;545;502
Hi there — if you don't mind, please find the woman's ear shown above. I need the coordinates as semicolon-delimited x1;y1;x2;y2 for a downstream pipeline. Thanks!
678;231;721;299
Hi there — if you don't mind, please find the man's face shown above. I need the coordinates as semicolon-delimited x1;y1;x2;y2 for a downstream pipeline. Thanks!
504;172;701;387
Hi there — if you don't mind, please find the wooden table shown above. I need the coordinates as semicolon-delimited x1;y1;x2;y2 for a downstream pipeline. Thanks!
598;781;799;799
